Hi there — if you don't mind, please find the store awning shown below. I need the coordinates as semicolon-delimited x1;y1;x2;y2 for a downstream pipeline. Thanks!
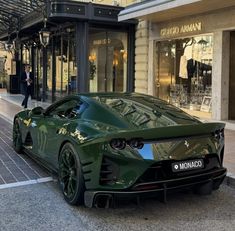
0;0;44;36
118;0;235;22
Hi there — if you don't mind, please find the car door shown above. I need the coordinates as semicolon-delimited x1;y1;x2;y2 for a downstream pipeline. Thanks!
31;98;80;167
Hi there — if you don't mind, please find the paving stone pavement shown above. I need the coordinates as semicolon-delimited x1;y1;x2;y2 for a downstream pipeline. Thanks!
0;116;51;185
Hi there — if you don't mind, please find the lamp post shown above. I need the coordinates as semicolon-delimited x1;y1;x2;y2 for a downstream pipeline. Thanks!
39;27;50;47
4;39;14;52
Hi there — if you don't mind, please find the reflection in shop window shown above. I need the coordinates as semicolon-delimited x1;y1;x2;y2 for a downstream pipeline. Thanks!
89;30;127;93
154;35;213;118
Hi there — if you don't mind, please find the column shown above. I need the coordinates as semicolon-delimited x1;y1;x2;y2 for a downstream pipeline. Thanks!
77;22;89;93
212;31;230;120
134;19;149;94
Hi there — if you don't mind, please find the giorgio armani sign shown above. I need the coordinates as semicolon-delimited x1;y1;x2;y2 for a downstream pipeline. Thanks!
160;22;202;37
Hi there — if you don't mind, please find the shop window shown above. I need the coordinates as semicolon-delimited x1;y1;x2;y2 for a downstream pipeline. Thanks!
154;35;213;118
22;45;31;65
33;47;43;101
53;26;77;100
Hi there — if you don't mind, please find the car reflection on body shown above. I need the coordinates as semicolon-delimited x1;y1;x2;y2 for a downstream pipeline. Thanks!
13;93;227;208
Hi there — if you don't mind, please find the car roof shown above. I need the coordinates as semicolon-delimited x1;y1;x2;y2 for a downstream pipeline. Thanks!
47;93;198;128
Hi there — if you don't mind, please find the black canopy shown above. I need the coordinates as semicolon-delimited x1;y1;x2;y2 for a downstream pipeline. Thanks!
0;0;44;34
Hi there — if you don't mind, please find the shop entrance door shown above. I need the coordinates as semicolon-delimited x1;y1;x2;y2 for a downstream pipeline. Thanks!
155;41;176;102
229;31;235;119
89;29;127;92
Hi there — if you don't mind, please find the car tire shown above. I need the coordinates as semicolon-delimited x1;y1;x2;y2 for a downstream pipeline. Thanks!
58;143;85;205
13;118;23;153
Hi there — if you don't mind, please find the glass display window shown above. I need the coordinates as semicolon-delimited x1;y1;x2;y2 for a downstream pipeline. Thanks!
154;35;213;118
51;26;77;101
22;45;31;65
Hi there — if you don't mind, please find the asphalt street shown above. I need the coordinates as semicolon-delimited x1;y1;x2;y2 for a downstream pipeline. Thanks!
0;182;234;231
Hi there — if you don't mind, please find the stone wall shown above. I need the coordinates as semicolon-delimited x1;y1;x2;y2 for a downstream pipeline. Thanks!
134;19;149;94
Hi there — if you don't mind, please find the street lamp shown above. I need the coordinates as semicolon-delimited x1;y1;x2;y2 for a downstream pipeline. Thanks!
4;39;14;52
39;18;50;47
13;32;21;52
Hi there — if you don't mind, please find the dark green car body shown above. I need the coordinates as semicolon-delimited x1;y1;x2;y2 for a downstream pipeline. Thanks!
13;93;227;207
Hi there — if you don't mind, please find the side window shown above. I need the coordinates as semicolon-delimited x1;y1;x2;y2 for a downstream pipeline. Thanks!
46;99;87;119
65;101;88;118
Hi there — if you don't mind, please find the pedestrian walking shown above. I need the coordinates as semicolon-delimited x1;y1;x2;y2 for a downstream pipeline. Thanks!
21;64;33;109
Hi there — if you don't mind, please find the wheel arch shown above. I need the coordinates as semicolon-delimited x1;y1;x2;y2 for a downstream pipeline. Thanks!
58;139;82;161
13;115;20;124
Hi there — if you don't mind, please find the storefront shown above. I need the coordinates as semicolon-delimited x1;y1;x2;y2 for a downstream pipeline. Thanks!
119;1;235;121
1;1;135;103
153;25;213;119
149;10;235;121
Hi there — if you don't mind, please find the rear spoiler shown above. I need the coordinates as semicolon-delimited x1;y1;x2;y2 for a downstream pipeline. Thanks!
84;122;225;145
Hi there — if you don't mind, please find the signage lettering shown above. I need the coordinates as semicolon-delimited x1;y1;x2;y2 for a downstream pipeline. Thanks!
93;38;111;45
179;160;202;170
160;22;202;37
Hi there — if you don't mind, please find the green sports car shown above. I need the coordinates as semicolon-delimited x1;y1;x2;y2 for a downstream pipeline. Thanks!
13;93;226;208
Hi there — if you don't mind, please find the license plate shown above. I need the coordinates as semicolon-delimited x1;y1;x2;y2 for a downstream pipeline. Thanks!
172;159;204;172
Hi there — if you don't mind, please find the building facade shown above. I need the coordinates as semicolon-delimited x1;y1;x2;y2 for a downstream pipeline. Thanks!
0;0;136;102
119;0;235;121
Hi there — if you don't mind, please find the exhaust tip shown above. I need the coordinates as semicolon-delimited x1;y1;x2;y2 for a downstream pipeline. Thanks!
94;194;113;208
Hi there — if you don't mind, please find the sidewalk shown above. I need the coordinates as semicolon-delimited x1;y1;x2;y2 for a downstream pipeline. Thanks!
0;90;234;187
0;90;50;123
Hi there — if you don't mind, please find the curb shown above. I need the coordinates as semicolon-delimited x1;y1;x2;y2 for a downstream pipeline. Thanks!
0;94;23;108
224;173;235;189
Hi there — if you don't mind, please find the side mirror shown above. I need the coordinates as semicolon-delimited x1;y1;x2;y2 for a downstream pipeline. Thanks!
31;106;44;116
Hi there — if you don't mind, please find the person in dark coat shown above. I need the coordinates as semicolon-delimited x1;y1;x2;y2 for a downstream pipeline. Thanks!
21;64;33;108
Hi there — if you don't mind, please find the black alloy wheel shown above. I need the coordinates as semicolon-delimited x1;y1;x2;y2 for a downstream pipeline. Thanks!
58;143;85;205
13;118;23;153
